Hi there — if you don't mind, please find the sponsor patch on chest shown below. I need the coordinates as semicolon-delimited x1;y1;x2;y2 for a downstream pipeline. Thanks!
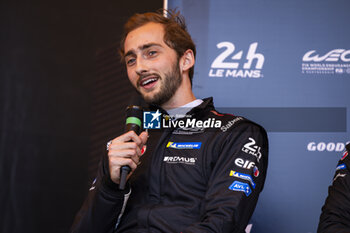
166;142;202;149
163;156;197;165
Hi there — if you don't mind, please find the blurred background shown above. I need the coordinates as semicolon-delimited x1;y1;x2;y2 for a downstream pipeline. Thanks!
0;0;162;232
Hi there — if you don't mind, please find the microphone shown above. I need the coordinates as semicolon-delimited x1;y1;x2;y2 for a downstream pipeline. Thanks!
119;98;144;190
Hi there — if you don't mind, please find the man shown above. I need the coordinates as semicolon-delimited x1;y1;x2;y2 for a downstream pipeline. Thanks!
318;143;350;233
71;10;268;233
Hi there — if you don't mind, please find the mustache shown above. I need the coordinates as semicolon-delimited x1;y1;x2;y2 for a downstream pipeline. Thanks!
137;73;161;87
138;73;160;80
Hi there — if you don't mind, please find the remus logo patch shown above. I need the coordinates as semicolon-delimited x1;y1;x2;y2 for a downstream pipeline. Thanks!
163;156;197;165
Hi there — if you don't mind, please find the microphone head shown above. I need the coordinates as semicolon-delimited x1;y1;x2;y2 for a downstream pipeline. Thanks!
126;105;143;119
125;94;144;134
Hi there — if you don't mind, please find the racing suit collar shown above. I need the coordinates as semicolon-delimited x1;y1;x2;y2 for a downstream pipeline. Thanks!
149;97;215;118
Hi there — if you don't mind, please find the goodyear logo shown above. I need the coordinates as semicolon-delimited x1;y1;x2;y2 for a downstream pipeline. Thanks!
166;142;202;149
230;170;256;189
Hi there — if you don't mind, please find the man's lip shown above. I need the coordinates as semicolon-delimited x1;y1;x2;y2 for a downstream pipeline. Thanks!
141;79;158;90
139;75;159;87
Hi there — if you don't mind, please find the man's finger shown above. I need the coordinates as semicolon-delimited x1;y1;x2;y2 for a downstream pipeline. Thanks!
109;141;140;152
108;149;139;158
139;131;149;145
112;131;142;145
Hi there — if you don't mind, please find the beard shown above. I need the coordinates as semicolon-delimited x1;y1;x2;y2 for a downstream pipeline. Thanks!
139;61;182;106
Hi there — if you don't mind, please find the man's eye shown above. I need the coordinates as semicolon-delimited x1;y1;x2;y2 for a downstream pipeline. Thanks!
148;51;157;56
126;58;135;65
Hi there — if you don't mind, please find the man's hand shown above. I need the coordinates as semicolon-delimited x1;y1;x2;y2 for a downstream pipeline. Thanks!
107;130;148;184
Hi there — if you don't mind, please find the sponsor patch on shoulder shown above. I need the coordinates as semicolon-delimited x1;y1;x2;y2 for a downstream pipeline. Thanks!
234;158;255;170
228;181;252;196
229;170;256;188
253;166;259;177
242;137;262;162
341;151;348;160
336;164;346;171
220;117;244;132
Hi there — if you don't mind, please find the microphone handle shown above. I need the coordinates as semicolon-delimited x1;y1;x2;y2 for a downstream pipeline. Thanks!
119;166;130;190
119;123;141;190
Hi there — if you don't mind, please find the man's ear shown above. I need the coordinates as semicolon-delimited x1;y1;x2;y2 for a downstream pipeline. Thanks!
179;49;195;73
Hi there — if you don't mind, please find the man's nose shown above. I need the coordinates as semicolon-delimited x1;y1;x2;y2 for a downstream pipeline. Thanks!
135;57;148;75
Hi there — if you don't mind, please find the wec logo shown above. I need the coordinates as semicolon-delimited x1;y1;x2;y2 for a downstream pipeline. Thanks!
301;48;350;75
303;49;350;62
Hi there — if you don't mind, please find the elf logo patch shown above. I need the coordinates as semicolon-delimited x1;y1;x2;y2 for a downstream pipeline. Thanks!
235;158;255;170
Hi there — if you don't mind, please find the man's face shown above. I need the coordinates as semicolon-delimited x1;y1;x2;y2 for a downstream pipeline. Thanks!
123;22;182;106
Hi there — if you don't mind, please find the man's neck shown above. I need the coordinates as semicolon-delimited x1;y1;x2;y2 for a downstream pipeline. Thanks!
166;99;203;119
162;94;196;110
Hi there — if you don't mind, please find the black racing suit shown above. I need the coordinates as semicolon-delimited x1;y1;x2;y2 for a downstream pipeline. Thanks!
318;143;350;233
71;97;268;233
